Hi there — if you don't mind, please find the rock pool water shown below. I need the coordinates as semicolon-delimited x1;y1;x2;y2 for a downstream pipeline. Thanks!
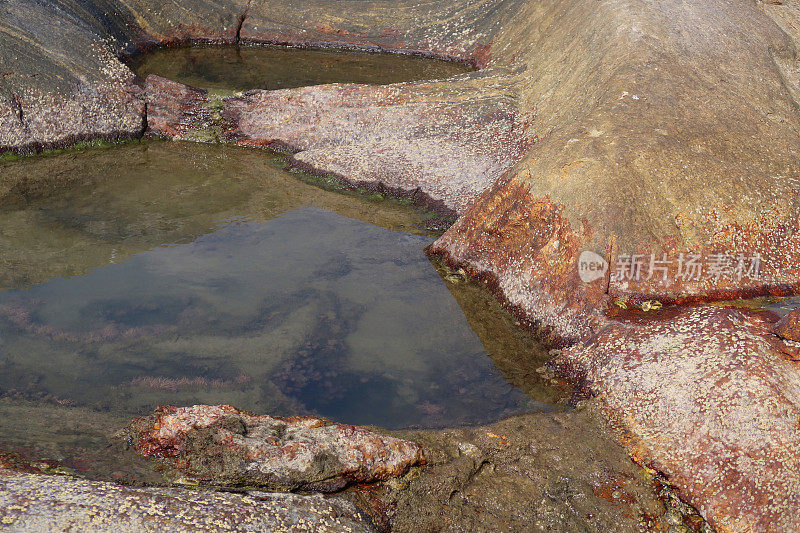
131;44;471;92
0;141;560;481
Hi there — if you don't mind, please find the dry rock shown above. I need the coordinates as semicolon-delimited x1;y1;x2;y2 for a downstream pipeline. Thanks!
126;404;425;492
773;307;800;343
0;469;374;532
554;306;800;532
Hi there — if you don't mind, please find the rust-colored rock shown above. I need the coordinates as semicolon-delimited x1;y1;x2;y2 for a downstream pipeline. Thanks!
143;75;210;138
126;404;425;492
221;81;532;213
427;174;610;344
554;306;800;532
773;308;800;342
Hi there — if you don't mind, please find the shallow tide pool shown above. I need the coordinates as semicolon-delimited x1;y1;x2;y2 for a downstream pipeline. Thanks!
0;47;558;481
0;141;560;480
131;44;471;91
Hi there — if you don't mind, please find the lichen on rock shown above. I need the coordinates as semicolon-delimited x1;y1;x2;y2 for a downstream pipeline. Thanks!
554;306;800;532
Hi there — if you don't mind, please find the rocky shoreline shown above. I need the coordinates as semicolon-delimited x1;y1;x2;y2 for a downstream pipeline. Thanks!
3;0;800;530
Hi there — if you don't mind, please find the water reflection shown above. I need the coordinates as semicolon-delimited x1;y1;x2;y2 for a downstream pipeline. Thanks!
131;44;471;92
0;142;557;438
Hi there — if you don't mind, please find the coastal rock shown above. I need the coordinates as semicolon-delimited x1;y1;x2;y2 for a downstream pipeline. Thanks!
0;0;145;153
143;75;210;138
0;469;374;532
378;404;675;532
125;404;425;491
553;306;800;532
221;79;532;213
773;307;800;342
4;0;800;335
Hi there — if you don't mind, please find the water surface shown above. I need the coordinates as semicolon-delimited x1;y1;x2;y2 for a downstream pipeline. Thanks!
132;44;471;92
0;141;560;481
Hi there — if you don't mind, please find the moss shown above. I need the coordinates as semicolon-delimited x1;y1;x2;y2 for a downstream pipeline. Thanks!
1;138;142;166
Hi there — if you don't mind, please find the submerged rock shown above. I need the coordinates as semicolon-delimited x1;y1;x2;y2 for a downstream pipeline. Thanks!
554;306;800;532
125;404;425;492
374;404;674;532
0;469;374;532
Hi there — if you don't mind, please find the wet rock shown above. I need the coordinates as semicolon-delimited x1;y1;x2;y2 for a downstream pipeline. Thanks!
0;0;145;153
5;0;800;337
369;404;670;532
125;404;425;491
143;75;209;138
554;306;800;532
773;307;800;342
0;469;375;532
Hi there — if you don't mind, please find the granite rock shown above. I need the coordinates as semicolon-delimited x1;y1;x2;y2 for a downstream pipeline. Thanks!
554;306;800;532
0;469;374;532
126;404;425;492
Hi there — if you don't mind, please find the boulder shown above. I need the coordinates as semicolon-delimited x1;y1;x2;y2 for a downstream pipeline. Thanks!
125;404;425;491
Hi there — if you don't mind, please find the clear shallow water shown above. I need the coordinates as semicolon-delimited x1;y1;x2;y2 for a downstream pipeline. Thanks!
131;44;471;92
0;140;557;474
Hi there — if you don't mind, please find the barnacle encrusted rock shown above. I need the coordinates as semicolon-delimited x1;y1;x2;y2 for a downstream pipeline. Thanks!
553;306;800;532
6;0;800;529
125;404;425;491
220;79;532;213
0;469;374;532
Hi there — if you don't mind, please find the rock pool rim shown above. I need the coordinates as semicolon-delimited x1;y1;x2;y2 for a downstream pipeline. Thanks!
0;42;477;159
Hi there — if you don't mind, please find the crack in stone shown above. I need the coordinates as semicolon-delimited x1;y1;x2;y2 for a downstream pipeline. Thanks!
9;92;25;130
235;0;252;44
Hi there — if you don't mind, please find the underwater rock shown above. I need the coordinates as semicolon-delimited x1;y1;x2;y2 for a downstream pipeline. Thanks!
125;404;425;491
375;403;675;532
553;306;800;532
0;469;374;532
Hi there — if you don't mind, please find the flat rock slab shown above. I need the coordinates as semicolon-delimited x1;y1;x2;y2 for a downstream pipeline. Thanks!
219;78;531;214
381;405;679;532
554;306;800;532
0;469;374;532
125;405;425;491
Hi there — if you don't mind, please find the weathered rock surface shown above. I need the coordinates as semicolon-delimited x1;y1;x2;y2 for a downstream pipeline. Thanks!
0;1;146;153
6;0;800;530
370;404;679;532
773;307;800;342
5;0;800;334
220;78;531;213
0;469;374;532
125;404;425;491
554;306;800;532
143;75;210;138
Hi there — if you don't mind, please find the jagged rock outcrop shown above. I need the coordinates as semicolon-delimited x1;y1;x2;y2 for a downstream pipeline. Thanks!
125;404;425;491
0;469;374;532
